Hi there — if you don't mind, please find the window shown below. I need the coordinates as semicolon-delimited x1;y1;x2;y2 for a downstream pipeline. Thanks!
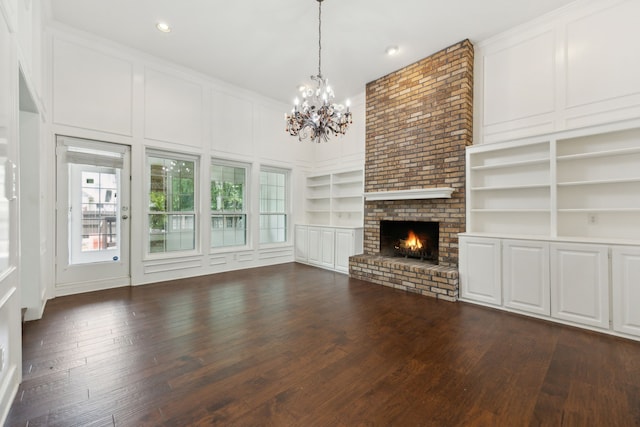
260;168;288;244
147;152;197;253
211;161;247;248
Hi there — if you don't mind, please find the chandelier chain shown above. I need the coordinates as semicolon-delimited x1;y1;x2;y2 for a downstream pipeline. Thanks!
317;0;322;78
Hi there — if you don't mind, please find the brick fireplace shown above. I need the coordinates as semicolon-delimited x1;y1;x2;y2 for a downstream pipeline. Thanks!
349;40;473;302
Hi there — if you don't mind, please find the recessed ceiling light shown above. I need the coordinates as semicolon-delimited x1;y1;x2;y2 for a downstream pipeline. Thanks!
385;45;399;56
156;22;171;33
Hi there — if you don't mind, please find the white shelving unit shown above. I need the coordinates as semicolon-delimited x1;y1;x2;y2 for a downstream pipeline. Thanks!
461;122;640;341
304;169;364;227
467;140;551;236
305;174;332;226
556;128;640;241
296;169;364;274
466;125;640;242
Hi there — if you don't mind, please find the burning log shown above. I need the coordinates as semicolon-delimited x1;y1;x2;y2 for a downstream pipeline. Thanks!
394;230;435;261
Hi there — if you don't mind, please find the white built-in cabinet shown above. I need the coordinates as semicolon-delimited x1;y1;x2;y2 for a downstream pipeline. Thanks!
550;243;609;329
295;168;364;274
460;122;640;340
294;225;363;274
459;237;501;305
612;246;640;337
334;228;361;273
503;240;550;316
308;227;335;270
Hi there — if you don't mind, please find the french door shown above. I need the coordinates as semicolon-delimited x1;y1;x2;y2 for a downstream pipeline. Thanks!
55;136;131;292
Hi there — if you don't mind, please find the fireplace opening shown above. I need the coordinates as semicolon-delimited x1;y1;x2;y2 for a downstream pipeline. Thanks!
380;220;439;264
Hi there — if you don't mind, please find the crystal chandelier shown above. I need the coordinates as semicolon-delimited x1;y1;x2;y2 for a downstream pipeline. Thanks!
285;0;352;143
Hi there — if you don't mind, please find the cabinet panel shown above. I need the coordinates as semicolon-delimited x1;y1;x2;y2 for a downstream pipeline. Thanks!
319;229;335;268
459;237;501;305
612;246;640;337
334;229;353;274
294;225;308;262
307;227;334;269
307;227;322;265
550;243;609;328
334;228;363;274
503;240;550;315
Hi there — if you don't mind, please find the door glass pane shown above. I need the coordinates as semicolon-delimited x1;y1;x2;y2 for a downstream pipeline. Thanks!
70;164;121;264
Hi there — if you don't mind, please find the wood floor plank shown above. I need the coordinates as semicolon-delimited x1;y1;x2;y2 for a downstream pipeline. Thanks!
6;263;640;426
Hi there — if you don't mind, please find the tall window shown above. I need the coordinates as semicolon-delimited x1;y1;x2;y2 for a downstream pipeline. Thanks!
211;161;247;248
148;153;197;253
260;168;288;244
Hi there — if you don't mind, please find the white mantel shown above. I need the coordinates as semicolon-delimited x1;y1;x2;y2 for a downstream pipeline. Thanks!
364;188;455;201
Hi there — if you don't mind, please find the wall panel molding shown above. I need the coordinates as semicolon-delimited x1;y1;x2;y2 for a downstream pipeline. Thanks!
475;0;640;144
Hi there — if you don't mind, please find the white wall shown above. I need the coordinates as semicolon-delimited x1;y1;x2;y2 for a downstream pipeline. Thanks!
0;0;46;422
46;25;365;292
475;0;640;144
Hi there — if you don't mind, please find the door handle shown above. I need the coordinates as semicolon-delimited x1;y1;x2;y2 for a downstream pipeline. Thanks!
122;215;129;220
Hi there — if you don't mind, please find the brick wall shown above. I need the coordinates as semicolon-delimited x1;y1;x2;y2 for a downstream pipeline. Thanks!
350;39;473;301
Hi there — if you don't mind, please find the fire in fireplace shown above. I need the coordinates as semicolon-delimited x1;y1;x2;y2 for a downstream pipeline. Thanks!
380;220;439;263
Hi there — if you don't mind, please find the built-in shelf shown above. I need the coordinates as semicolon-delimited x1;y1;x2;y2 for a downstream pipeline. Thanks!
364;187;454;201
471;157;549;171
466;124;640;242
472;209;550;213
471;184;549;191
558;208;640;213
557;146;640;161
557;178;640;186
304;169;364;227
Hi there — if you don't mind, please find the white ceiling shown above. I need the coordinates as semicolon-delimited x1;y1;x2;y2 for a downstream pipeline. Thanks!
47;0;576;104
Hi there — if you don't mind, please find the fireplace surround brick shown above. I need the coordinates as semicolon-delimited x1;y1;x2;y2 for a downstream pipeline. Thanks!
349;39;473;301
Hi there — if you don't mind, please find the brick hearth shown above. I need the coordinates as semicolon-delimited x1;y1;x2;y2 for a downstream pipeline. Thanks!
349;40;473;302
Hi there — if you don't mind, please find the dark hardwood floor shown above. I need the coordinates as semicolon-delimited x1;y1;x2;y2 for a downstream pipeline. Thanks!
6;262;640;426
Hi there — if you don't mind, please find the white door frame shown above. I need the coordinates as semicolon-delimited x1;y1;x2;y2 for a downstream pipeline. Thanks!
55;136;131;296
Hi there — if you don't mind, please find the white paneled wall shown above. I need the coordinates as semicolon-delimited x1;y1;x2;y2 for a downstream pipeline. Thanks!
53;38;133;136
211;90;253;156
475;0;640;145
48;27;362;289
144;68;204;147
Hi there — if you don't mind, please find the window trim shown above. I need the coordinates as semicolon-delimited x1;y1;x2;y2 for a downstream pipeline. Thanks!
145;149;200;258
210;158;251;251
259;166;291;246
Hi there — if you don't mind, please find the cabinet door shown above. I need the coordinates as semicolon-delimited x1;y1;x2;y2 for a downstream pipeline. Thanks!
294;225;308;262
612;246;640;337
307;227;322;265
503;240;550;315
459;236;502;305
319;228;335;269
334;229;354;273
550;243;609;329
